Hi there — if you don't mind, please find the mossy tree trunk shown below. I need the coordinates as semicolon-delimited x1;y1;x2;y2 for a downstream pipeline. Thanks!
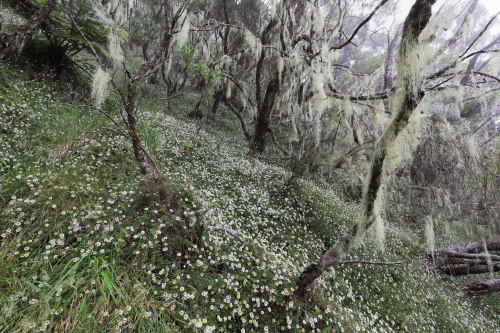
295;0;437;300
125;85;157;178
211;89;223;115
252;73;280;152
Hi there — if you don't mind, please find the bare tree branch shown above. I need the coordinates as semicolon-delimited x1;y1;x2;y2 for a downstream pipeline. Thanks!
339;260;402;266
331;0;390;50
223;98;252;142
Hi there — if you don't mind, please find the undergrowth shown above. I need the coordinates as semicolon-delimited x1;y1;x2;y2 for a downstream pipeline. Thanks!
0;59;499;333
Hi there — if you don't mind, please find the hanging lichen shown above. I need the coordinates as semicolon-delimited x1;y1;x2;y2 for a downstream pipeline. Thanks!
91;67;110;108
225;79;232;99
310;4;324;33
397;40;424;102
244;29;262;60
277;57;284;84
483;239;494;277
425;215;435;253
163;59;172;78
383;101;429;177
108;32;124;68
270;0;277;19
175;13;190;47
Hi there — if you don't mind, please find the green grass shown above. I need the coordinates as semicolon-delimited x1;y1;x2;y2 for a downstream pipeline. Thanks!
0;59;498;333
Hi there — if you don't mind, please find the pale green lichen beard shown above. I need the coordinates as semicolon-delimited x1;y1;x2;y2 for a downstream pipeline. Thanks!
244;29;262;60
484;238;495;278
425;215;435;254
372;188;386;249
270;0;277;19
91;67;110;109
108;33;124;68
90;0;132;108
175;11;190;48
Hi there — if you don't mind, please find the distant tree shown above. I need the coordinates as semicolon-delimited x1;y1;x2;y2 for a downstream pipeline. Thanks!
192;0;392;156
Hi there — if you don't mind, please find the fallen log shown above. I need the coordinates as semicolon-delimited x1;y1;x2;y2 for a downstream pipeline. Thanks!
429;241;500;276
439;251;500;261
434;241;500;255
440;264;500;276
459;279;500;296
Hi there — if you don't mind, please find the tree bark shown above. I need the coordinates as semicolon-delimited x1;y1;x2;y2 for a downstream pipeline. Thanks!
383;26;401;113
252;73;280;152
459;279;500;296
188;98;204;119
440;265;500;276
252;17;279;153
295;225;358;299
211;89;223;115
1;0;58;57
125;0;173;178
295;0;437;299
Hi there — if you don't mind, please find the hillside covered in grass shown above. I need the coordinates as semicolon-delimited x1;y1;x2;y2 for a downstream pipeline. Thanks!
1;60;499;332
2;0;500;332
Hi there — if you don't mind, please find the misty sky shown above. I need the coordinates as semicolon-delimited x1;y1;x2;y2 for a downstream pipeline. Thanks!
397;0;500;18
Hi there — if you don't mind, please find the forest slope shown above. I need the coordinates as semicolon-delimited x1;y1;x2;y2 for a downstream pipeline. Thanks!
0;60;499;332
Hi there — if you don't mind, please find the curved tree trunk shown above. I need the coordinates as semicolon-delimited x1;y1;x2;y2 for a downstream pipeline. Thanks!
224;98;252;142
125;85;157;178
1;0;58;57
252;16;278;153
295;0;437;299
211;89;223;115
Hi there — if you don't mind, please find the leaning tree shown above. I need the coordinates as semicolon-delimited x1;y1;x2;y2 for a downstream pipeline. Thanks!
61;0;197;186
295;0;500;299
